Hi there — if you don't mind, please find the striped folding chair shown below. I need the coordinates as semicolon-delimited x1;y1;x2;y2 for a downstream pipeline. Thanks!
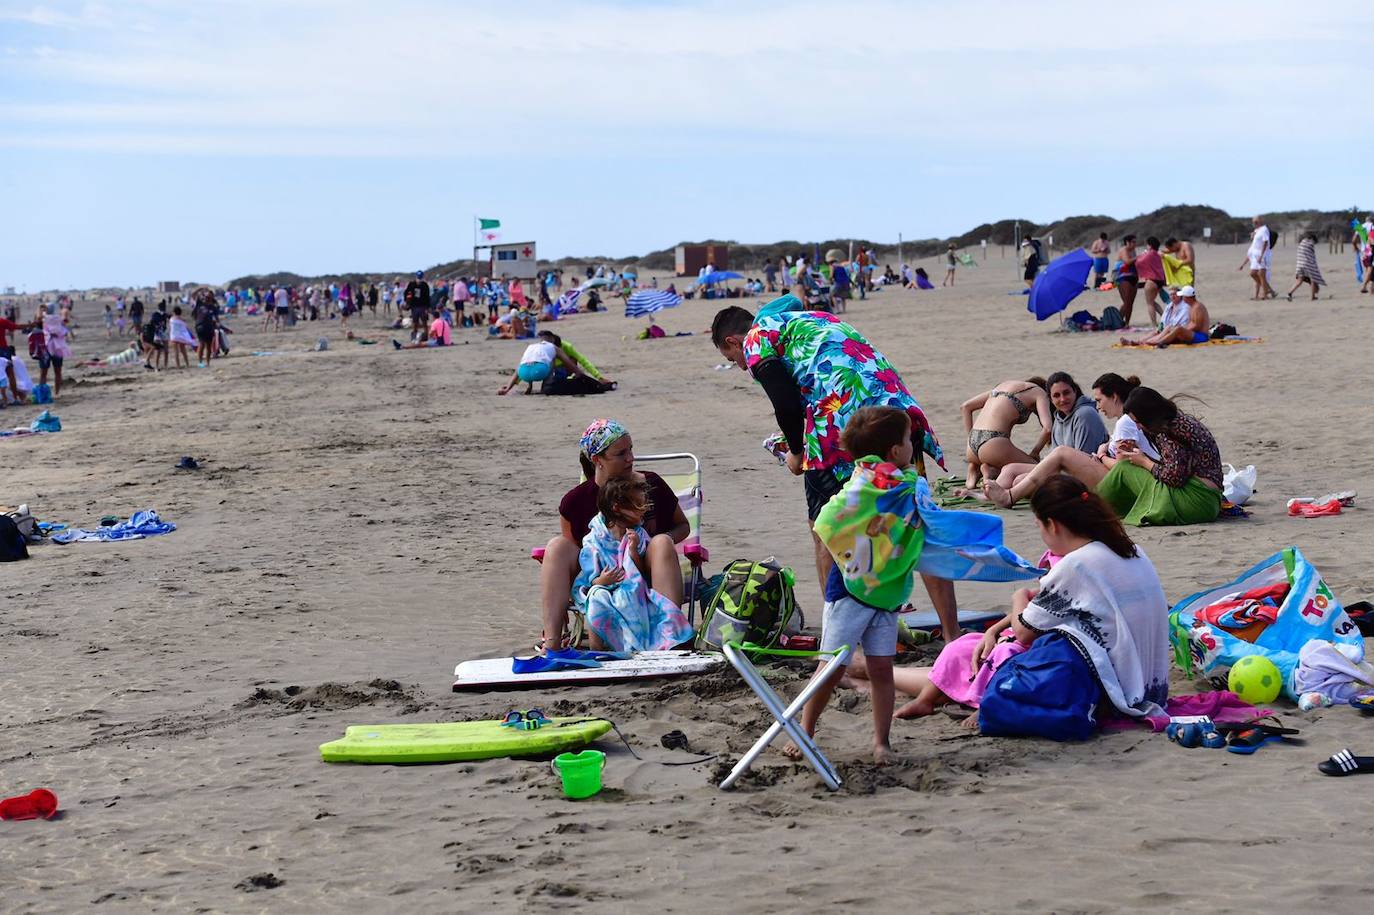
532;452;710;644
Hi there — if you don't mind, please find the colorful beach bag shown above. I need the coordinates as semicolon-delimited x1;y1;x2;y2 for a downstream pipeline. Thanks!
978;632;1100;741
1169;547;1361;700
694;558;798;654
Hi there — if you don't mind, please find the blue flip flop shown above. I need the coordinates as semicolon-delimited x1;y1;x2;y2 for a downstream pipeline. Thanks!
1226;726;1285;755
510;655;603;675
548;647;632;662
1349;696;1374;715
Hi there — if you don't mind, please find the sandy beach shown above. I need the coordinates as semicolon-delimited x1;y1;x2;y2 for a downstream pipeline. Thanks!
6;242;1374;912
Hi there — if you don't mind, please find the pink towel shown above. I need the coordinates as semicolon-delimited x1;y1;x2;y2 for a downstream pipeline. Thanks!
928;631;1027;708
1102;691;1268;731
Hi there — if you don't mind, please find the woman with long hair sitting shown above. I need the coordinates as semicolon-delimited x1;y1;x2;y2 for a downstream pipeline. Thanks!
985;386;1221;526
895;475;1170;725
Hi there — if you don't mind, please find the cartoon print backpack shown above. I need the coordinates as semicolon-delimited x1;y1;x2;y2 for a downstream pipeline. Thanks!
695;558;800;654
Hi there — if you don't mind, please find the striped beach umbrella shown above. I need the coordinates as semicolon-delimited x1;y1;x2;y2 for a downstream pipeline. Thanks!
625;289;682;318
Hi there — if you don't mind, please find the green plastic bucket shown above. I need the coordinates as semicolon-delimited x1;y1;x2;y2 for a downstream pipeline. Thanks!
552;749;605;799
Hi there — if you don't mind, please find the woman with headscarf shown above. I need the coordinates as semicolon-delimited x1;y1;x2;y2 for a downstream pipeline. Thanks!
537;419;690;650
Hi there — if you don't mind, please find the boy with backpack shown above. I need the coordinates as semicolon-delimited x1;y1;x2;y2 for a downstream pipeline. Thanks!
793;406;929;766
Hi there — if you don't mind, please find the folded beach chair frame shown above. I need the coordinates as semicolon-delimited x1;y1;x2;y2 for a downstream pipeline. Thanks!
719;641;853;792
532;452;710;644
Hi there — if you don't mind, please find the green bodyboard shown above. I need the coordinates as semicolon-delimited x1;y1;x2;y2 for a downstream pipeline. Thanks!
320;717;612;764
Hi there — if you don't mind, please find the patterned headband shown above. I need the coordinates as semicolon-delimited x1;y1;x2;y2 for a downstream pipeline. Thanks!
580;419;628;458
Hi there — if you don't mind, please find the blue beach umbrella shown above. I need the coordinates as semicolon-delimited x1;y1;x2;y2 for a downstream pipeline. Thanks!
698;271;744;285
1028;248;1092;321
625;289;682;318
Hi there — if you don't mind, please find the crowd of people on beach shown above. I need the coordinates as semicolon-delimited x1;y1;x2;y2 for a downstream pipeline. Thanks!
4;215;1365;770
519;218;1351;763
528;292;1208;763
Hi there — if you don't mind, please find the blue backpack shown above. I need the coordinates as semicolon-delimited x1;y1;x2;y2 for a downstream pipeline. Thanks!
979;632;1101;741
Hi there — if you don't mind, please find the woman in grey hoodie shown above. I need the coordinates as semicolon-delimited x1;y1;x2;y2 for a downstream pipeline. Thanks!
1048;371;1109;454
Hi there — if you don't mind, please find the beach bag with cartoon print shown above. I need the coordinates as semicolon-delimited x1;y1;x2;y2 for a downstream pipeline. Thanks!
694;558;799;654
1169;547;1360;700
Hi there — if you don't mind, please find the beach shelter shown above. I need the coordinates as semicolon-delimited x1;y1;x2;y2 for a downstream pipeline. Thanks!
697;271;744;285
1028;248;1092;321
625;289;682;318
579;277;614;290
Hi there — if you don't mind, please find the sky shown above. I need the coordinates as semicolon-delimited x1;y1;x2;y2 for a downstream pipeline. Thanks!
2;0;1371;290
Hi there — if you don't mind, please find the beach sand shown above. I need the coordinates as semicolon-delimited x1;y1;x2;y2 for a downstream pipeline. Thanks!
5;243;1373;911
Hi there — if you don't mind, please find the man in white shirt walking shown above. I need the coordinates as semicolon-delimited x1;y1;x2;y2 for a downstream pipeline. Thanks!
1238;216;1275;300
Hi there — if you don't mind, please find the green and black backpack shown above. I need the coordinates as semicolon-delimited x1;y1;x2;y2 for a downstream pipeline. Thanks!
695;558;799;653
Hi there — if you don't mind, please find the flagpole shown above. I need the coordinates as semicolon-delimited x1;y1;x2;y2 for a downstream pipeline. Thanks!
473;215;478;275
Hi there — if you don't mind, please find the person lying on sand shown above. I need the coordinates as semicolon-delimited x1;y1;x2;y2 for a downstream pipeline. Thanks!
1120;286;1209;347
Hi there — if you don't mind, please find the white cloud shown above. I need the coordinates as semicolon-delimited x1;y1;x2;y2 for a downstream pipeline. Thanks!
2;0;1368;158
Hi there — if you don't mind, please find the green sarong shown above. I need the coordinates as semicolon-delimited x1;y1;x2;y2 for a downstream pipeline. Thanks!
1096;461;1221;526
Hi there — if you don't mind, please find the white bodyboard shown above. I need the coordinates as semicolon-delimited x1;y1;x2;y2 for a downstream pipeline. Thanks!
452;650;723;691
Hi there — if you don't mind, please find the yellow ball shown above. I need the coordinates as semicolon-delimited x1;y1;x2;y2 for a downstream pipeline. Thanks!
1228;655;1282;704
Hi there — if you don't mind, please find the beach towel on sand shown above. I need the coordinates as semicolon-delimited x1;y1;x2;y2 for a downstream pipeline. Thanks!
52;510;176;544
813;458;1039;610
573;516;692;651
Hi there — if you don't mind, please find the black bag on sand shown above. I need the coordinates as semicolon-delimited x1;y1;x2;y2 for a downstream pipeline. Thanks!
0;514;29;561
1099;306;1125;330
541;374;611;396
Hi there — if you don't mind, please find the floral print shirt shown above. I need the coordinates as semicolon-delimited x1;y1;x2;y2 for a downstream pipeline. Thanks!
743;310;942;481
1150;412;1222;489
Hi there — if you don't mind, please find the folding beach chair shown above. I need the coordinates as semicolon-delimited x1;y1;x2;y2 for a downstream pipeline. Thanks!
532;452;710;644
718;641;853;792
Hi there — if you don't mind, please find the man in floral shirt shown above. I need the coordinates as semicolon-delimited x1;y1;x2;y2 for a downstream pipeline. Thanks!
712;297;959;638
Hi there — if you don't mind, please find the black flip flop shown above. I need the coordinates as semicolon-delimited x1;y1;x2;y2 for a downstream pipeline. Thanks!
1318;748;1374;776
1215;718;1300;737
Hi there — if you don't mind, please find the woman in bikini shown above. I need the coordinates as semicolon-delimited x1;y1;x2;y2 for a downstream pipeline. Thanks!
1115;235;1139;325
959;377;1053;492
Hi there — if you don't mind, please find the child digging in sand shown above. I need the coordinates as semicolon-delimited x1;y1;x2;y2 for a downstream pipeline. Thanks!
789;406;927;766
